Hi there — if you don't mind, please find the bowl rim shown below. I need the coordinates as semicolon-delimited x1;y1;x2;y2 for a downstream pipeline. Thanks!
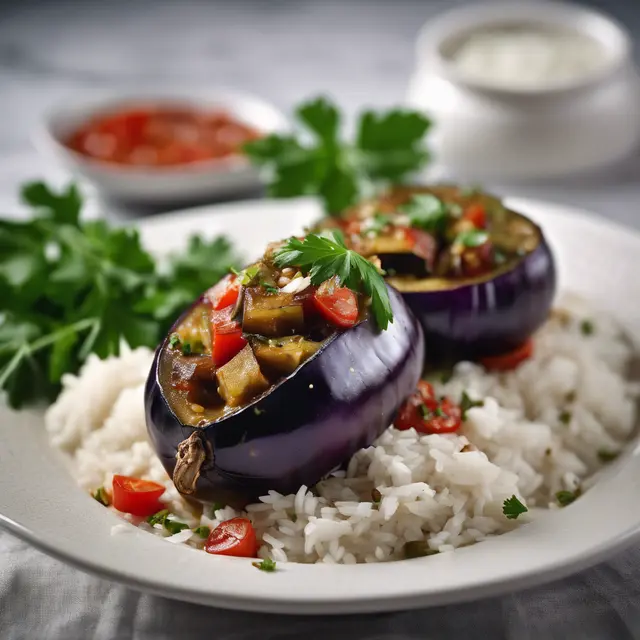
415;0;633;98
33;86;288;177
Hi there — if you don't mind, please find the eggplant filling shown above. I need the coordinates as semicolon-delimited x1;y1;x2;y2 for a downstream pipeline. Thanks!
159;256;364;427
322;185;541;288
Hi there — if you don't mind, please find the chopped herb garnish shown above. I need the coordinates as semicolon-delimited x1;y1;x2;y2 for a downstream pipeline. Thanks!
261;282;279;294
404;541;440;559
181;343;192;356
253;407;265;416
503;495;528;520
253;558;277;572
243;96;432;214
274;231;393;330
169;333;181;349
193;526;211;538
556;490;579;507
164;518;189;535
434;406;446;417
210;502;225;518
399;194;450;234
147;509;170;526
460;391;484;420
92;486;110;506
558;410;572;425
580;319;595;336
418;403;430;419
371;488;382;504
454;229;490;248
597;449;618;463
240;264;260;286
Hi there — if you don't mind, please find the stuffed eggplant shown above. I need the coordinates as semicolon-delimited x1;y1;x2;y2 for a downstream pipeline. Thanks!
145;234;424;507
321;185;556;361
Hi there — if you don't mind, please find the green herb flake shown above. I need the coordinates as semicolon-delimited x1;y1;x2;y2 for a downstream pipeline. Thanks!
460;391;484;420
92;486;110;506
240;264;260;286
253;558;277;572
193;526;211;539
502;495;528;520
253;407;266;416
434;406;446;418
404;541;440;559
597;449;618;463
399;195;449;234
210;502;225;518
181;342;192;356
454;229;490;248
261;282;279;294
147;509;170;526
417;403;430;419
558;410;572;425
273;231;393;330
168;333;181;349
556;490;579;507
164;518;189;535
580;319;595;336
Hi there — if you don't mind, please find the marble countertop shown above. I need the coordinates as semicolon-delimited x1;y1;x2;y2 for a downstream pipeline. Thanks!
2;1;640;638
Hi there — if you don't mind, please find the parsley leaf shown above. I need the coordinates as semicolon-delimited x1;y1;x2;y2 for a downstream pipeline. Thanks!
580;319;595;336
399;194;450;234
244;96;432;214
454;229;490;248
92;486;110;506
503;495;528;519
253;558;277;572
193;525;211;539
597;449;618;463
0;182;241;408
556;490;579;506
273;231;393;330
460;391;484;420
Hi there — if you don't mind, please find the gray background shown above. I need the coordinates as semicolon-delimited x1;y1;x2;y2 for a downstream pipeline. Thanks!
2;0;640;638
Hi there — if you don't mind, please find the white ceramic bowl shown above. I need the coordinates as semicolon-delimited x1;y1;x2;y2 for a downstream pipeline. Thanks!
407;1;640;180
33;88;288;204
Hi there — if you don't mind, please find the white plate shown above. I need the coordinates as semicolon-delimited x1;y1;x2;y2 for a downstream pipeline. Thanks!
33;88;287;204
1;196;640;615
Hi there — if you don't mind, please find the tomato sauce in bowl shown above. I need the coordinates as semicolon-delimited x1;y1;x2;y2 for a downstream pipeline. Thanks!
64;106;262;168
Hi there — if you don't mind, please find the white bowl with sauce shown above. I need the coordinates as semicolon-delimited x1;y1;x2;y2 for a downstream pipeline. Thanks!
34;88;288;205
407;1;640;180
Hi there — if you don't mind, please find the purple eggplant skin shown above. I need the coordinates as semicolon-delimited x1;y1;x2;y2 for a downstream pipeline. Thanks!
144;285;423;507
389;231;556;362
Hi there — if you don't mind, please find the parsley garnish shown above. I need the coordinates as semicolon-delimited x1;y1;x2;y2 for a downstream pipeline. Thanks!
210;502;225;518
580;319;595;336
0;181;240;408
502;495;528;519
146;509;188;534
253;558;277;572
454;229;490;248
261;282;278;294
253;407;265;416
399;194;450;234
243;96;432;214
597;449;618;463
181;343;192;356
404;541;440;559
168;333;181;349
418;403;430;419
558;410;572;425
274;231;393;330
556;490;579;507
193;526;211;538
92;486;110;506
460;391;484;420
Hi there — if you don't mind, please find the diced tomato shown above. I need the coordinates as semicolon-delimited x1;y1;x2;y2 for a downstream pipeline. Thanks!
211;309;247;366
205;517;258;557
111;475;165;516
463;204;487;229
313;279;359;328
403;228;437;270
480;339;534;371
394;381;462;434
207;274;241;311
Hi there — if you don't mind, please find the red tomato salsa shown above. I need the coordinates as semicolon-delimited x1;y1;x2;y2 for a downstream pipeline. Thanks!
65;105;261;167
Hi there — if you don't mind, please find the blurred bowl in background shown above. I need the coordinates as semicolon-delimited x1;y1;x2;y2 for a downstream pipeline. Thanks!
33;88;287;205
407;1;640;181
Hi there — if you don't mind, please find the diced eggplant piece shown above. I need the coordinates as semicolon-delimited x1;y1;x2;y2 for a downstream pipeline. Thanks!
251;336;322;376
242;288;304;336
216;344;270;407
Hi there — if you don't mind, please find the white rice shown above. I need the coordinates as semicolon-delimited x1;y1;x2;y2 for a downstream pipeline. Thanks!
45;294;638;563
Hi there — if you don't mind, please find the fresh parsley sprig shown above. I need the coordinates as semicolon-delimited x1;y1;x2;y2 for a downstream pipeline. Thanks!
244;96;432;214
502;495;528;520
273;230;393;330
0;181;241;408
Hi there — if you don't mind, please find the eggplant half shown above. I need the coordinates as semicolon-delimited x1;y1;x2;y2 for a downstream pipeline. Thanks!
344;185;557;361
144;285;423;507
